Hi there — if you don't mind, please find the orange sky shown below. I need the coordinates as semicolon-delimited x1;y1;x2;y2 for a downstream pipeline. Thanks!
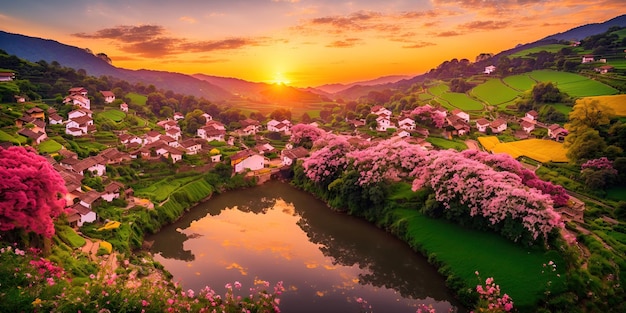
1;0;626;87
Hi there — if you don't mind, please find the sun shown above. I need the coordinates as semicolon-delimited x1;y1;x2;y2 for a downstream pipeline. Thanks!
271;72;291;85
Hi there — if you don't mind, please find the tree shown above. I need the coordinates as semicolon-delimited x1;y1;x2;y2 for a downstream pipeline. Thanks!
532;82;562;103
567;99;615;132
566;128;607;162
269;108;292;121
0;146;67;238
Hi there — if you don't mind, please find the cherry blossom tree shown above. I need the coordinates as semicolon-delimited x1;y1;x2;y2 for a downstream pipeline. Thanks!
0;146;67;237
410;105;446;128
289;123;326;148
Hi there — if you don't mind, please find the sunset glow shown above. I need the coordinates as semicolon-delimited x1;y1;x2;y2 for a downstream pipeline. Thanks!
1;0;626;86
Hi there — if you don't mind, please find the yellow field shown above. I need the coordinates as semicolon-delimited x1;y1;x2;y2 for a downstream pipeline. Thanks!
479;136;569;163
579;95;626;116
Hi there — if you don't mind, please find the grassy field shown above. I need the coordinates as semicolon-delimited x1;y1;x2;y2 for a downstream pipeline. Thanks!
529;70;588;84
528;70;618;97
426;137;468;150
508;44;570;58
427;84;449;96
392;208;565;309
134;174;204;202
503;74;537;91
0;129;25;144
438;92;484;110
579;94;626;116
549;103;574;116
471;79;522;105
127;92;147;105
483;137;569;163
37;139;62;153
99;109;126;122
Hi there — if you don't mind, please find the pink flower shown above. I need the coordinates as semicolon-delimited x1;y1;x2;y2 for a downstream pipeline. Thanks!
141;300;149;307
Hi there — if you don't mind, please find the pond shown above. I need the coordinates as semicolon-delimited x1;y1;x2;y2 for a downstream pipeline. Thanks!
147;180;465;313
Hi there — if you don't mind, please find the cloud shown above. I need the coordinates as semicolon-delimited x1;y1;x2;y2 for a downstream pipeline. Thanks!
123;37;183;57
402;41;436;49
179;16;197;24
181;38;261;52
435;31;462;37
458;20;511;30
73;25;165;43
326;38;362;48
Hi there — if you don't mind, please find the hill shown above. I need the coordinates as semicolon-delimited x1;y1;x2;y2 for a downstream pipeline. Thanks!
542;14;626;41
314;75;412;94
0;31;232;101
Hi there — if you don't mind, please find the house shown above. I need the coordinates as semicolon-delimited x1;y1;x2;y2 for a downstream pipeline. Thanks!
180;139;203;155
100;91;116;103
371;105;392;117
231;150;266;173
594;65;614;74
267;119;291;133
209;148;222;162
197;126;225;141
17;128;47;144
0;72;15;81
521;120;535;133
174;112;184;121
68;108;92;119
48;113;63;125
349;119;366;128
161;135;179;147
161;146;184;163
65;115;94;136
395;130;411;139
15;115;33;128
582;55;595;63
80;190;101;208
489;118;508;134
548;124;568;142
452;109;470;124
72;156;106;176
398;117;416;131
67;204;96;227
25;107;45;120
446;115;470;136
254;143;276;155
202;113;213;123
145;130;161;143
166;128;181;141
525;110;539;121
98;148;131;164
376;115;394;131
281;146;309;166
68;87;88;97
484;65;496;74
64;94;90;110
101;181;124;202
31;119;46;133
162;120;179;131
475;118;490;132
15;95;26;103
120;103;129;112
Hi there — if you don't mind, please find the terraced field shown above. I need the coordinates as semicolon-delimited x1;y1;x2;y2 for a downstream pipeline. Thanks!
471;79;521;106
99;109;126;122
503;74;537;91
508;44;571;58
479;136;569;163
578;94;626;116
529;70;618;97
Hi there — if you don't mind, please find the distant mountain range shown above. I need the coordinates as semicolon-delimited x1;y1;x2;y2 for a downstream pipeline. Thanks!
1;14;625;101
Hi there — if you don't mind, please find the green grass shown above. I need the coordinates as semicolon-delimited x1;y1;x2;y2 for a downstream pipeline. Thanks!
557;79;618;97
127;92;147;106
549;103;573;116
427;84;449;96
393;209;566;309
37;139;62;153
99;109;126;122
438;92;484;111
134;174;205;202
508;44;570;58
503;74;536;91
56;225;86;248
426;137;468;150
471;79;522;105
529;70;588;85
0;129;23;144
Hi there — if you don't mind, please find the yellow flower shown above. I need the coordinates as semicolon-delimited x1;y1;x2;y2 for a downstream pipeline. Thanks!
32;298;42;306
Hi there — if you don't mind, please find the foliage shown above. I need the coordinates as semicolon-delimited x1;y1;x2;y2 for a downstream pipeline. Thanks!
409;104;446;128
0;146;67;237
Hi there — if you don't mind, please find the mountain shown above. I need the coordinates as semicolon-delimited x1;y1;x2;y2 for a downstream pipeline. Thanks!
192;73;330;103
542;14;626;41
314;75;412;94
0;31;232;101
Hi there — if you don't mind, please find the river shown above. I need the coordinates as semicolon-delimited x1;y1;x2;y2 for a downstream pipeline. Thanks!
147;180;465;313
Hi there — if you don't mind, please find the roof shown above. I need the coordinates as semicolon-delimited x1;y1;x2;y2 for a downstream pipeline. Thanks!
146;130;161;137
283;146;309;160
71;203;92;215
548;123;563;131
80;190;101;204
26;107;44;114
0;72;15;77
231;149;256;161
104;181;124;193
72;157;100;173
490;119;507;128
69;87;87;93
49;113;63;121
18;128;44;140
521;121;534;128
70;115;92;125
100;90;115;97
527;110;539;117
476;118;490;126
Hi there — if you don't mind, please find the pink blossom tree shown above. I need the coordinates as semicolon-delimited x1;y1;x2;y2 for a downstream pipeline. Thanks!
289;123;326;148
410;105;446;128
0;146;67;238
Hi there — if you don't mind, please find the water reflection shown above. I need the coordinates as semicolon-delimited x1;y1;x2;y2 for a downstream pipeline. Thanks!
148;181;465;313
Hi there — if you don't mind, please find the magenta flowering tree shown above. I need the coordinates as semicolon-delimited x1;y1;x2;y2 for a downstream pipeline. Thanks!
410;105;446;128
580;157;618;190
0;146;67;238
290;123;326;148
302;135;352;184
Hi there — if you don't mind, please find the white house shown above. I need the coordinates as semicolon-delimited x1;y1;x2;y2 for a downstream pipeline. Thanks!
65;115;94;136
120;103;129;112
371;105;392;117
49;113;63;125
100;91;115;103
548;124;568;141
525;110;539;121
398;117;416;131
0;72;15;81
376;115;394;131
489;118;508;134
521;121;535;133
101;181;124;202
582;55;595;63
68;108;92;119
145;131;161;143
475;118;490;133
484;65;496;74
73;156;106;176
452;109;470;124
281;146;308;166
181;139;202;155
267;119;291;133
174;112;184;121
197;126;225;141
231;150;266;173
68;204;97;227
166;128;182;141
395;130;411;138
202;113;213;123
64;95;90;110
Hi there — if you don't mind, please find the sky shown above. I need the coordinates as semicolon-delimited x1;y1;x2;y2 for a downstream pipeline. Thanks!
1;0;625;87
